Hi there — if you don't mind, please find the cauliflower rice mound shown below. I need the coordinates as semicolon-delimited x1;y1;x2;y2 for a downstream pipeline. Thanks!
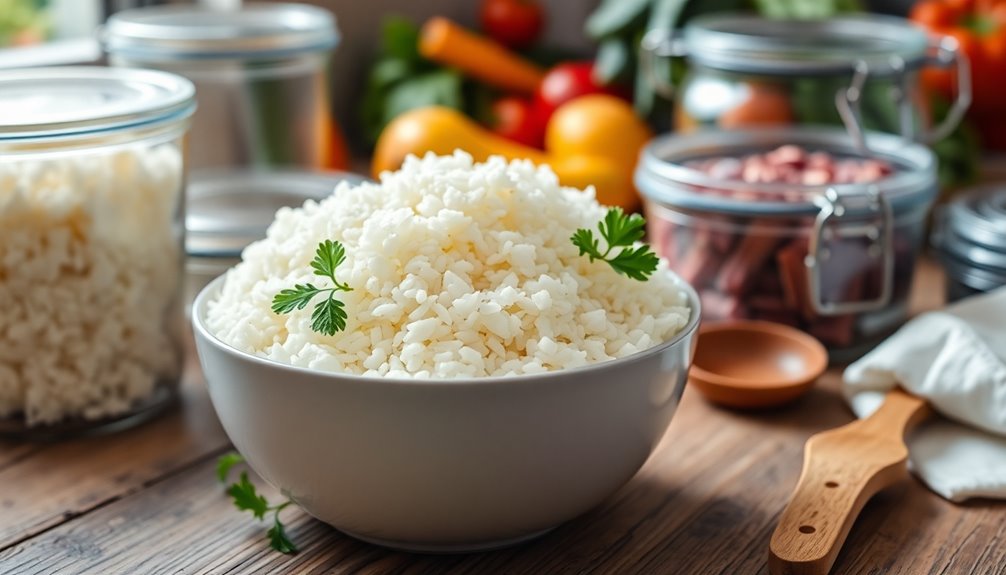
0;146;182;425
208;153;690;378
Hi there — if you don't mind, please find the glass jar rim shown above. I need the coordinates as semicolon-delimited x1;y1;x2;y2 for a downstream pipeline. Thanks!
102;3;339;60
635;126;936;217
0;67;195;141
681;13;929;75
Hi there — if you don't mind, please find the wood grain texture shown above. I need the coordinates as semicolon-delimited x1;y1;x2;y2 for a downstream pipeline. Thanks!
0;349;230;549
769;390;931;575
1;260;1005;575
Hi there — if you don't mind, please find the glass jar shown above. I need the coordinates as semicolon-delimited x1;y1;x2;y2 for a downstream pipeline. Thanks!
641;14;970;150
636;127;937;361
102;3;345;173
932;185;1006;302
0;67;194;438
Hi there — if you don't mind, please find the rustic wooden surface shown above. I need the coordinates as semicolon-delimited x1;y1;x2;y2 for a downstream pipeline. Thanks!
1;260;1004;575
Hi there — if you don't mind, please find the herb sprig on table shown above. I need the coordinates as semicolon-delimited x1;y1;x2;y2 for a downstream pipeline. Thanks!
272;240;353;336
572;208;659;281
217;452;298;554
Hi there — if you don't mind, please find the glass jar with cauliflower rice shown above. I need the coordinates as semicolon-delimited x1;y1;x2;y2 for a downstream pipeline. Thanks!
0;67;194;438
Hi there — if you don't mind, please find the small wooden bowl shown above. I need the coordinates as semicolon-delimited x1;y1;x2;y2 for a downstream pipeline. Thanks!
689;321;828;409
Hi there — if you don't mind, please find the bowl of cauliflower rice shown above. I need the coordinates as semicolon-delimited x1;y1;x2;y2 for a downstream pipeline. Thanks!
192;152;700;551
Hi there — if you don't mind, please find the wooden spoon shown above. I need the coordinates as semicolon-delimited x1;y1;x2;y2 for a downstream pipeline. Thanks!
769;389;931;575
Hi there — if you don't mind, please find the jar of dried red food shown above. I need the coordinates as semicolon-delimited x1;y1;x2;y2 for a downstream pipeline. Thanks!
636;127;937;361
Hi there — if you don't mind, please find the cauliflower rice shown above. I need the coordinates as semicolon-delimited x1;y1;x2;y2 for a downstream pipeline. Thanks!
207;153;690;378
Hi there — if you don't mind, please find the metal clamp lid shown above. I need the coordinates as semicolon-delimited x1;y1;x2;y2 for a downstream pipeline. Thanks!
805;186;894;315
641;20;971;151
836;35;971;151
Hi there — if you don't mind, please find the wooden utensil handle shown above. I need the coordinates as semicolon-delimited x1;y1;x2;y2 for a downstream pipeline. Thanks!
769;390;930;575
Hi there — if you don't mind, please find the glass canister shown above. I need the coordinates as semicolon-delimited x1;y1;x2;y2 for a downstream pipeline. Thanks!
641;14;970;150
932;185;1006;302
0;67;194;438
636;127;937;361
102;3;347;172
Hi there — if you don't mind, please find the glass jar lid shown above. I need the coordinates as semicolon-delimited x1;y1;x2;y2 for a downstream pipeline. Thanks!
682;13;929;75
635;126;936;218
0;67;194;139
186;170;368;258
103;3;339;60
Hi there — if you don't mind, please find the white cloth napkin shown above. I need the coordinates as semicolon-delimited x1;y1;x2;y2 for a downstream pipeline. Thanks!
843;287;1006;502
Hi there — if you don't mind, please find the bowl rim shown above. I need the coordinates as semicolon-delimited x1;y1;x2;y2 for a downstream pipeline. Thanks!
191;269;702;388
689;320;827;389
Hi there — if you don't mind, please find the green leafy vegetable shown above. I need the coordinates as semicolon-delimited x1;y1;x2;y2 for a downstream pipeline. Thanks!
271;240;353;336
217;453;298;554
216;452;245;483
227;472;270;520
572;208;659;281
359;16;495;145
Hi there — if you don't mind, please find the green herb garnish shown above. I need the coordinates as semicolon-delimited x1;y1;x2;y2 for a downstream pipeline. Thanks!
272;240;352;336
217;452;298;554
571;208;659;281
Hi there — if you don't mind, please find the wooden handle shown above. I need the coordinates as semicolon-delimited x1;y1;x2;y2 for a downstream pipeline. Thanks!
769;390;930;575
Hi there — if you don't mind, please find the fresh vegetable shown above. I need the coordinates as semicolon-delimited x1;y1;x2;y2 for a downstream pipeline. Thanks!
911;0;1006;149
545;93;651;169
372;95;652;211
717;82;795;129
360;17;470;145
272;240;352;336
419;17;545;94
488;96;542;147
217;452;298;554
480;0;544;50
533;61;630;127
572;208;659;281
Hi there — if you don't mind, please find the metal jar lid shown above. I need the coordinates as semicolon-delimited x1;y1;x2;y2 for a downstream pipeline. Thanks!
933;185;1006;274
186;170;368;258
677;13;928;75
943;185;1006;251
0;66;194;140
102;3;339;60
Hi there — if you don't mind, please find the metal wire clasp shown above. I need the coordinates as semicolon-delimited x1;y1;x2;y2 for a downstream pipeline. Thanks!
805;186;894;316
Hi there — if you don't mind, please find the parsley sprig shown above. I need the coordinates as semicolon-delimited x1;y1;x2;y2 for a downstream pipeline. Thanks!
272;240;353;336
217;452;298;554
571;208;659;281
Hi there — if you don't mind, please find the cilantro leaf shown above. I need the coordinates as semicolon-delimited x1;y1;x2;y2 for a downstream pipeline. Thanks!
219;467;299;554
571;228;602;261
608;244;660;281
227;472;270;520
216;452;244;484
272;240;352;335
267;514;298;554
571;208;659;282
271;284;322;314
311;295;348;337
310;239;347;284
599;207;646;248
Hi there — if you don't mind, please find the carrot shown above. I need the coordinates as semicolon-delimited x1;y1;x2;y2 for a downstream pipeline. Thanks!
419;17;545;94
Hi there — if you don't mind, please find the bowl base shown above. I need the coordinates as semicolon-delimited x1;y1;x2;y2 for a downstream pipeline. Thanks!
339;527;555;554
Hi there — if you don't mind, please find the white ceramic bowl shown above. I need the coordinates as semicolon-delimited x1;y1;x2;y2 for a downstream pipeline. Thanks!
192;273;700;552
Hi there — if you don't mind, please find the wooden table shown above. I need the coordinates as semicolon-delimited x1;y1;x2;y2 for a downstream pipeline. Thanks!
2;261;1004;575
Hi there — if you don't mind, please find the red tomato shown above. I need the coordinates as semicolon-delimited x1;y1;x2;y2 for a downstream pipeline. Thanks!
532;62;630;127
480;0;544;51
487;96;543;148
